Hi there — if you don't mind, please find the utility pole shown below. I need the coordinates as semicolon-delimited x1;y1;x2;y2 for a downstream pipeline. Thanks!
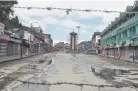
20;28;24;58
76;26;80;52
132;39;135;62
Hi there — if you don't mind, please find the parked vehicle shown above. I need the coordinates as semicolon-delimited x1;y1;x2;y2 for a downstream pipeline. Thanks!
85;49;97;55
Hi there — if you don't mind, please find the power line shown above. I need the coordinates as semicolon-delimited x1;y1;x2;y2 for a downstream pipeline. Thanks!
0;5;138;14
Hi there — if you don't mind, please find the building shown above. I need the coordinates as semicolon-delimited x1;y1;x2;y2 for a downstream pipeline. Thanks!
78;41;92;52
91;32;101;53
64;43;70;51
0;22;10;56
0;23;50;58
0;22;5;34
43;34;53;52
7;28;21;56
54;42;65;51
101;0;138;61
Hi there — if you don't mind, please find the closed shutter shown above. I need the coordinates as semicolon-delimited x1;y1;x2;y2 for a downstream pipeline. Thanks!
0;41;8;56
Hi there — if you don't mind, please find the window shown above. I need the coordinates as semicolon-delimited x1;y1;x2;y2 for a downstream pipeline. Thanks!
132;26;136;35
130;27;133;36
125;30;127;37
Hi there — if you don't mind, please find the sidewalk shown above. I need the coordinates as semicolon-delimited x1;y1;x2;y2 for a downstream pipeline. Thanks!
0;53;44;63
99;54;138;63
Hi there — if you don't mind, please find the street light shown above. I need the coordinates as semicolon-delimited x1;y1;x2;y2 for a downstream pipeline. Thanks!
76;26;80;52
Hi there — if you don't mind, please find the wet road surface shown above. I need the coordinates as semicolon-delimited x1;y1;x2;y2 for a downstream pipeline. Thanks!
1;52;138;91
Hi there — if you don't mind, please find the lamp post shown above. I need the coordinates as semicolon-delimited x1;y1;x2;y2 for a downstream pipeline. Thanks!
76;26;80;52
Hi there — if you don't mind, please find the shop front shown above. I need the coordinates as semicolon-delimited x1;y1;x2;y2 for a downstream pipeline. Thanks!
0;34;10;56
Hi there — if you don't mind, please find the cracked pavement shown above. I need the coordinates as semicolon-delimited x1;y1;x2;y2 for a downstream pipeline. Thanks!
1;52;138;91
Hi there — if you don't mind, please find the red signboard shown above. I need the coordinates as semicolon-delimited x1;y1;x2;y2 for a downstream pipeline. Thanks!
0;34;10;41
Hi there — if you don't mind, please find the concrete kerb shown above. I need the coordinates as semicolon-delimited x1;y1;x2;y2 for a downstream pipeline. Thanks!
0;53;45;63
98;54;138;64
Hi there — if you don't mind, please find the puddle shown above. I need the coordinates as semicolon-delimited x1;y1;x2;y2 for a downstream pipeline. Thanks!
48;65;57;73
91;67;130;80
12;78;49;91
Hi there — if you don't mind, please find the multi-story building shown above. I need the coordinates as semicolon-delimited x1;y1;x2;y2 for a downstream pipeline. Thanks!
54;42;65;51
92;32;101;53
43;34;53;52
101;1;138;61
78;41;92;52
64;43;70;51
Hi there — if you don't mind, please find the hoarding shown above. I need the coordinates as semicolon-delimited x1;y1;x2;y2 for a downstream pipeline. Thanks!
0;22;5;34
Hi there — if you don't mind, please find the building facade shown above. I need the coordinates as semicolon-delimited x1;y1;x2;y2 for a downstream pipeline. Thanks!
78;41;92;52
43;34;53;52
92;32;101;54
101;1;138;61
54;42;65;51
0;22;52;59
0;22;10;56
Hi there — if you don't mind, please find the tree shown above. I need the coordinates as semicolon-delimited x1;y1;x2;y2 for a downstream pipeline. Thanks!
0;1;18;29
10;16;22;28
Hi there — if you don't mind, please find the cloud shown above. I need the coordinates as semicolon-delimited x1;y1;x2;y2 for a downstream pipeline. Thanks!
40;17;59;24
14;0;136;42
60;19;90;30
94;24;106;32
60;19;79;28
53;40;68;45
81;29;89;34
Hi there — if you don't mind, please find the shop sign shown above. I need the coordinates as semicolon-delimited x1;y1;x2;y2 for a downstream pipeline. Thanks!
0;34;10;41
0;23;5;34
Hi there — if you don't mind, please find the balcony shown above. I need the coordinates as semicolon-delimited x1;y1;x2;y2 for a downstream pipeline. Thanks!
102;15;138;40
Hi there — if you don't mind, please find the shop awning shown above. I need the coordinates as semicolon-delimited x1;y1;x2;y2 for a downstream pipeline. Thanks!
10;38;21;43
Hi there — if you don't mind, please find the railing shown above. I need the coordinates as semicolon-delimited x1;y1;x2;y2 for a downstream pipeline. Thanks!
102;15;138;40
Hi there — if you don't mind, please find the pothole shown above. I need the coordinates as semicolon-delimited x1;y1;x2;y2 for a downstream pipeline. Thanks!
39;59;47;64
91;66;130;80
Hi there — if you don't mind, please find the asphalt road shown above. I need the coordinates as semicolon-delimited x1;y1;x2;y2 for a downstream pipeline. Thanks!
1;52;138;91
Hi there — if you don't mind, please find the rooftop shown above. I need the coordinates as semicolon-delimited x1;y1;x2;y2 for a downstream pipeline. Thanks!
102;0;138;35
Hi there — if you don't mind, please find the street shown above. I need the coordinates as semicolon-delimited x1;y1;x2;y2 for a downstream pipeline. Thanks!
0;52;138;91
1;1;138;91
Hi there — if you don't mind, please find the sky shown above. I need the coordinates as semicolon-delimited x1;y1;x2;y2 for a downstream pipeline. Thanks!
14;0;136;45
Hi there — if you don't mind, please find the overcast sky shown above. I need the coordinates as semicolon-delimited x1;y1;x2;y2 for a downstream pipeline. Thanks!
14;0;136;44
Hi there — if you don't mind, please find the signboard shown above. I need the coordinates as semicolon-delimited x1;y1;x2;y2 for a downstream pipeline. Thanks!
0;23;5;34
0;34;10;41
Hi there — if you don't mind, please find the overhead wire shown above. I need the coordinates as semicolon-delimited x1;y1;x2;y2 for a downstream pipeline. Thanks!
0;5;138;14
1;4;138;91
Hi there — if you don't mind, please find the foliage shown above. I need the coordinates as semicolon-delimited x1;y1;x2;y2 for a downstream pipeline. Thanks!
0;1;22;29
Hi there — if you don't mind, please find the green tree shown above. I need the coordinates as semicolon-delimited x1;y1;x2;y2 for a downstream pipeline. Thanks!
0;1;18;29
10;16;22;28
